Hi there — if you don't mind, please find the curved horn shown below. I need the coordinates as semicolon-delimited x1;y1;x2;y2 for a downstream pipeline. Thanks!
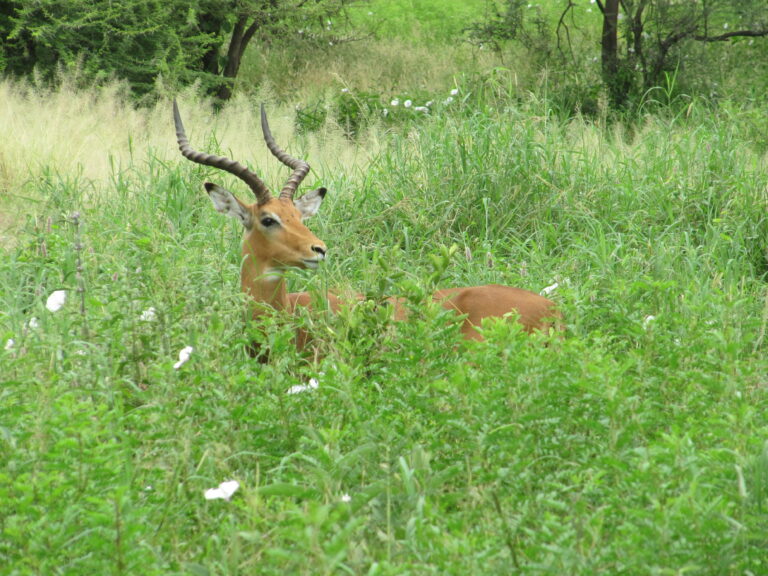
260;104;311;201
173;100;271;204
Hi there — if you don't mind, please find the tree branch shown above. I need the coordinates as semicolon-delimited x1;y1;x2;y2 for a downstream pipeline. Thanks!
618;0;630;14
556;0;577;63
595;0;605;15
693;29;768;42
659;19;698;52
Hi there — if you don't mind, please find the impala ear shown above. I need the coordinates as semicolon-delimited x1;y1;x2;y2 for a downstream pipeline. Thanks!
204;182;254;229
294;187;327;221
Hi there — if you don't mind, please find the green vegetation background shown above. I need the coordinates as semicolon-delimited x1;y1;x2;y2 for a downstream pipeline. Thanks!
1;1;768;574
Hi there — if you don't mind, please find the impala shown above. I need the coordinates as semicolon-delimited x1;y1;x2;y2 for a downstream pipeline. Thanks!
173;101;561;352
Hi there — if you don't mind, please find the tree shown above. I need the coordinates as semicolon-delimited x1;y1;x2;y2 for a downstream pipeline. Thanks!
1;0;358;101
2;0;214;94
194;0;362;102
465;0;551;62
572;0;768;108
469;1;768;110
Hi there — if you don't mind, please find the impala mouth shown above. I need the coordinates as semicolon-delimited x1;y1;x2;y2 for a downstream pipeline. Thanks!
302;258;322;269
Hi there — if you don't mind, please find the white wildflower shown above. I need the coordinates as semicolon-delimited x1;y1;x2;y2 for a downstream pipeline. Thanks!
173;346;193;370
46;290;67;312
444;96;454;105
287;377;319;395
390;98;400;106
425;100;433;107
204;480;240;501
341;88;349;93
540;282;559;297
139;307;157;322
341;493;352;503
28;317;40;330
642;315;656;329
450;88;459;96
414;106;429;113
4;338;14;351
723;23;729;29
382;108;389;117
404;99;412;108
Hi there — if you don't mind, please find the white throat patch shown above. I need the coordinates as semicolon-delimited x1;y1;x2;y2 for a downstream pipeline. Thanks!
261;268;285;281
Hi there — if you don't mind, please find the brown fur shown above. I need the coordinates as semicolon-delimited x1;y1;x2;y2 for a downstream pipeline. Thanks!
278;284;560;355
177;104;562;356
229;196;561;353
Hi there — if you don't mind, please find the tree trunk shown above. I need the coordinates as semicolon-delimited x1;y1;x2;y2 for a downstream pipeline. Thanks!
600;0;630;107
600;0;619;80
215;14;261;103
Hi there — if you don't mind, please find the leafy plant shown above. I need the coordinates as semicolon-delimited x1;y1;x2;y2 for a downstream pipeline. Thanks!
1;79;768;575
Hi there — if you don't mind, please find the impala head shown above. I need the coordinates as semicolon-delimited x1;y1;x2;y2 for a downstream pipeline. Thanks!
173;100;327;274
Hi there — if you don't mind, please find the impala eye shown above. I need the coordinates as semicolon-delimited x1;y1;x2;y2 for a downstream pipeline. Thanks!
260;216;278;228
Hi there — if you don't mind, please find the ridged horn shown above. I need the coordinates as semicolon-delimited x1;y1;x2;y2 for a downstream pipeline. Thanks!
173;100;271;205
260;104;311;201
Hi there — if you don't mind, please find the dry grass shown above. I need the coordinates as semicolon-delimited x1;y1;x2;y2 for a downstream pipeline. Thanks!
0;78;378;246
240;37;505;100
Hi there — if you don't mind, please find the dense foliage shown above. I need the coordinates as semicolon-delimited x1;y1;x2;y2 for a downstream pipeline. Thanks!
466;0;768;110
1;87;767;573
1;0;767;572
1;0;358;98
1;0;767;110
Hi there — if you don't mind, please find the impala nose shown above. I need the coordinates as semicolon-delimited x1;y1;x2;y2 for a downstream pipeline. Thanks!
311;245;326;258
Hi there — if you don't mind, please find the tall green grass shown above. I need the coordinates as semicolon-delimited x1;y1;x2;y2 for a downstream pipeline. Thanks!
348;0;490;43
1;82;767;574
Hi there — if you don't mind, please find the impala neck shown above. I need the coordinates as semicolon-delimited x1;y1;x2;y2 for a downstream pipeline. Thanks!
240;251;289;314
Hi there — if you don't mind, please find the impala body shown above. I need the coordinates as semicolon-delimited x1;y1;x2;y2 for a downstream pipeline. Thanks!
173;101;561;349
